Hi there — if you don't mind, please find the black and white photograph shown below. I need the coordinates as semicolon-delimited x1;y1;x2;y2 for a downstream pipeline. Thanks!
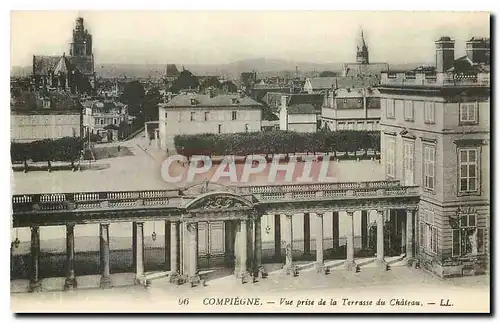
8;9;491;313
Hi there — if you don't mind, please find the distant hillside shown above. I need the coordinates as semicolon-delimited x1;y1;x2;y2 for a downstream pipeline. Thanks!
11;58;432;79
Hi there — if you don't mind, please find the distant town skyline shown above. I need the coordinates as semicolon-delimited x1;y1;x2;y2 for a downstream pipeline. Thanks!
10;11;490;67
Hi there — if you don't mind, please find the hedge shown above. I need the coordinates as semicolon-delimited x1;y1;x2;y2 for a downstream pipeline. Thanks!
174;130;380;157
11;137;83;163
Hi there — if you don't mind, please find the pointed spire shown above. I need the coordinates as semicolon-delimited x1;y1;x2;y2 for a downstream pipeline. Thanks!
357;28;367;50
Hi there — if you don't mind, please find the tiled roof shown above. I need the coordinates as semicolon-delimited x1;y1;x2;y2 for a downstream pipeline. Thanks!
288;103;316;115
162;94;262;108
33;56;62;75
54;56;69;74
11;90;81;112
262;92;323;113
307;75;380;91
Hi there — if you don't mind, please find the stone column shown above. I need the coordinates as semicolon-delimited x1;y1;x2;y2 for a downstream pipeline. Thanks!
315;213;328;274
135;222;145;284
169;221;180;283
361;210;368;250
254;215;266;279
283;214;298;275
100;223;112;288
225;220;233;263
132;222;137;270
187;222;200;287
406;208;415;263
303;213;311;256
180;222;185;276
64;224;77;290
235;219;250;283
344;211;358;272
274;214;281;260
376;210;388;270
29;226;42;292
332;211;339;249
401;211;407;255
164;220;171;271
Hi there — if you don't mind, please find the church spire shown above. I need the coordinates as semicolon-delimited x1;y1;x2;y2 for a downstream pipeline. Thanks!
356;28;369;64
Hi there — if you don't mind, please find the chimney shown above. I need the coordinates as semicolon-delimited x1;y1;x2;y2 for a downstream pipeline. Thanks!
280;95;287;107
435;36;455;73
466;37;490;64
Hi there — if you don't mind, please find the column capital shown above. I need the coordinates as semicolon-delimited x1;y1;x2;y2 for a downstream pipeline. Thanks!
376;209;385;214
407;206;419;212
30;226;40;231
285;214;293;219
315;212;324;217
135;222;145;227
100;222;110;227
346;210;354;216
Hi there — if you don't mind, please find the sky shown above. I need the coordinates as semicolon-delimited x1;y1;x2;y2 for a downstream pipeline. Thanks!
10;11;490;67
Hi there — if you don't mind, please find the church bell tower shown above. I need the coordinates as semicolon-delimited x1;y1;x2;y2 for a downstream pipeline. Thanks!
69;17;93;57
356;29;369;64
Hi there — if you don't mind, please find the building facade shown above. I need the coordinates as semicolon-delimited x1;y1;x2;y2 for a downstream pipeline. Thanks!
278;95;318;132
10;91;82;143
322;87;381;131
82;100;128;141
159;93;262;150
379;36;490;278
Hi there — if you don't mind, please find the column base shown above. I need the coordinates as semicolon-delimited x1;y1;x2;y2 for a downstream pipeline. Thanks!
254;266;268;279
99;276;112;289
188;274;204;287
169;272;183;285
28;280;42;293
344;260;359;272
235;270;251;284
376;259;389;271
283;264;299;276
315;263;330;275
405;258;419;269
63;277;77;291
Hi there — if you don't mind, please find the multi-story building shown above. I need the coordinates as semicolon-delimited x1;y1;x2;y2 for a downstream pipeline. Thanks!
278;95;318;133
379;36;490;278
159;93;262;150
322;87;381;131
82;100;128;141
10;90;83;143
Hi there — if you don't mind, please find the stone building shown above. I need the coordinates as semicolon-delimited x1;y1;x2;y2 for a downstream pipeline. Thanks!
158;93;262;150
379;36;490;277
32;17;96;95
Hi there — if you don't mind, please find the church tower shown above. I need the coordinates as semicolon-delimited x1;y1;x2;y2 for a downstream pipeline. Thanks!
69;17;93;57
356;29;369;64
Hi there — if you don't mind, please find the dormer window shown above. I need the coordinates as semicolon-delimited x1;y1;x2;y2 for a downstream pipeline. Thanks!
190;98;197;106
231;98;238;104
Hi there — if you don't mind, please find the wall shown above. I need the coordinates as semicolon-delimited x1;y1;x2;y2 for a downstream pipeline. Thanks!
160;106;262;150
11;112;81;142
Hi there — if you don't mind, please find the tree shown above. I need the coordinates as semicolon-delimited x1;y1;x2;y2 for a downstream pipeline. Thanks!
120;80;145;117
143;87;162;122
319;71;338;77
169;69;200;93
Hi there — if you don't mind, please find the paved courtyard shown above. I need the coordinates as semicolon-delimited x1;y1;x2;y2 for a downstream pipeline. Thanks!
11;134;385;194
11;267;490;313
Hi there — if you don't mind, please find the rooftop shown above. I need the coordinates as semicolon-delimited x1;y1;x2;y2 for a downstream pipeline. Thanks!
161;93;262;108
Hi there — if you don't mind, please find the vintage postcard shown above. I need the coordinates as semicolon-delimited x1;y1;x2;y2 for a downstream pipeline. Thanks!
9;10;490;313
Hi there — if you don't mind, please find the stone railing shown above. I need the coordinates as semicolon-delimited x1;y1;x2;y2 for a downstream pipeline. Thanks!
381;72;490;87
12;181;416;213
253;185;420;201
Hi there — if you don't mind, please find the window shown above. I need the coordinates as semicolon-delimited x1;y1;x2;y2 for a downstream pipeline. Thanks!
404;101;414;121
190;112;196;121
459;102;478;124
424;102;435;124
386;99;395;119
165;112;168;120
357;122;364;131
403;141;415;185
204;111;209;121
231;111;237;121
113;119;117;125
338;122;344;130
386;137;396;178
218;124;222;134
458;148;479;193
452;214;485;256
423;145;436;191
245;124;249;132
347;122;354;130
100;118;104;125
178;112;182;122
419;210;438;254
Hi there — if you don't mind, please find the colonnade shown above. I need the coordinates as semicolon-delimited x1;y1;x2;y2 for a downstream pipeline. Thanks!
25;208;417;292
